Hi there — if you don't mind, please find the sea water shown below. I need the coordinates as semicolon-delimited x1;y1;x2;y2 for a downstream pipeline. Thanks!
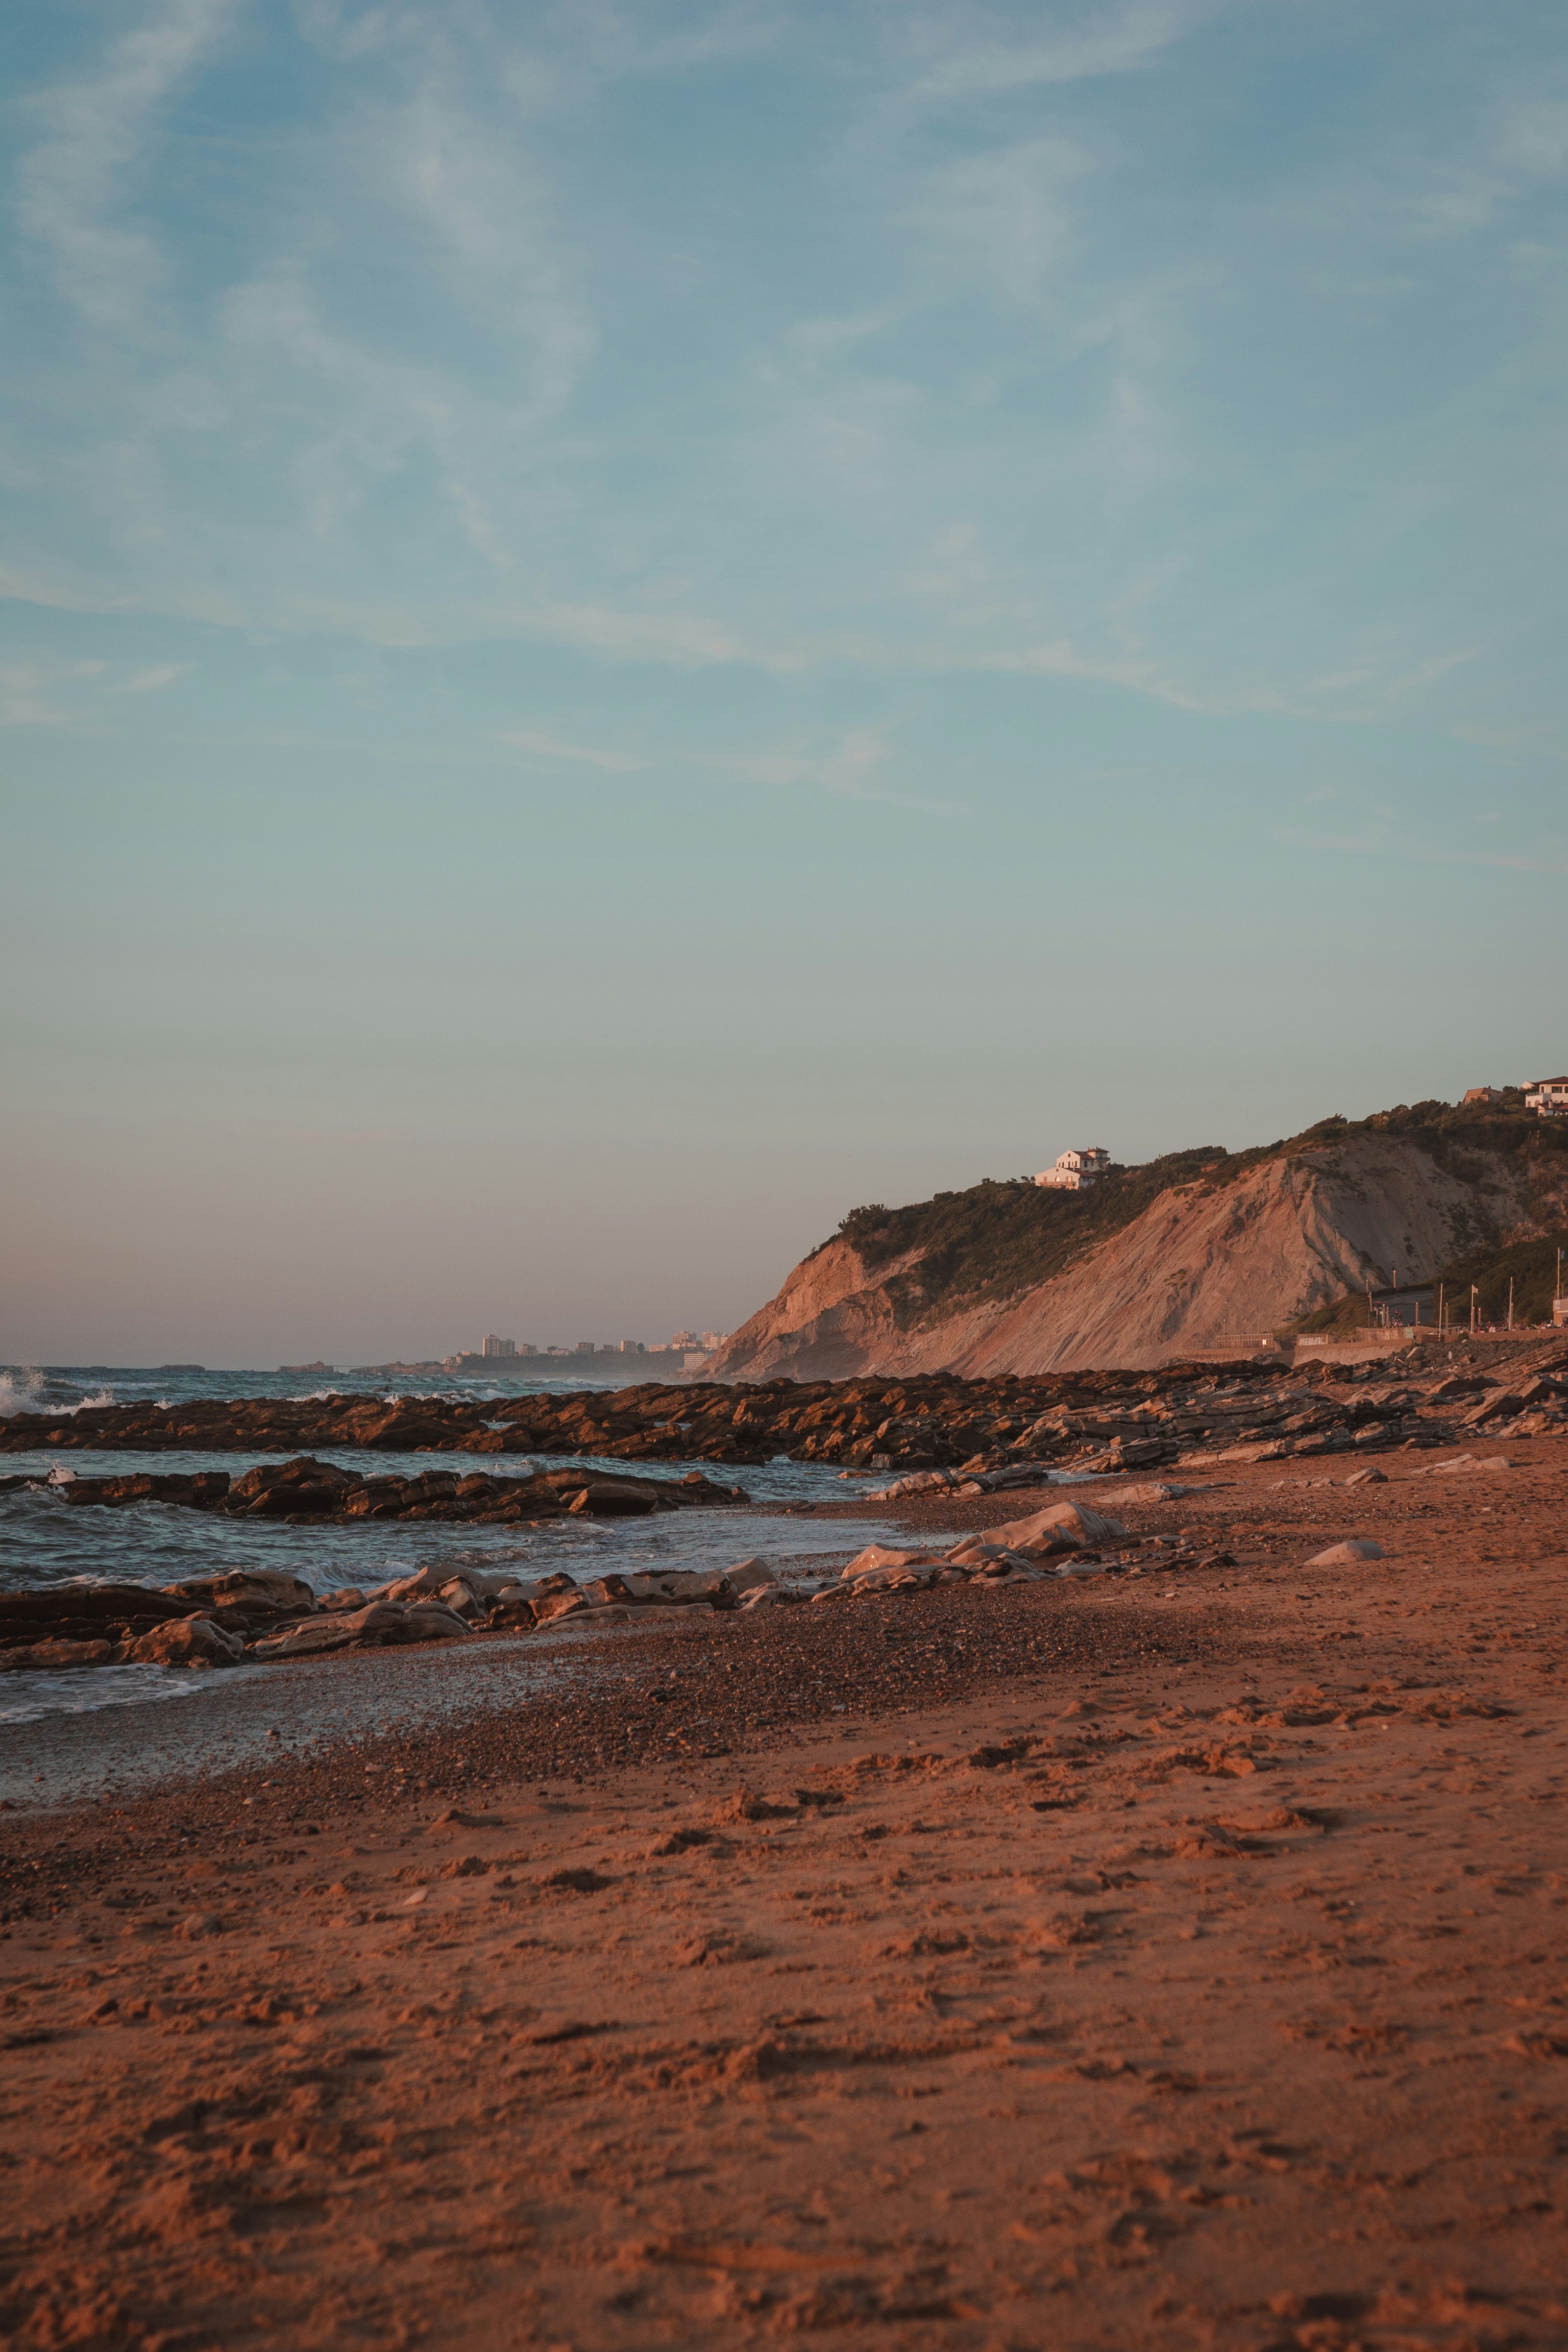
0;1363;897;1731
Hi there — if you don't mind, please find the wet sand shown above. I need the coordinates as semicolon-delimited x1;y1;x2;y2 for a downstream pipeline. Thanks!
2;1447;1565;2350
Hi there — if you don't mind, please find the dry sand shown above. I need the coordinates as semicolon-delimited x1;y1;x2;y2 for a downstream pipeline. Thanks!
3;1446;1566;2350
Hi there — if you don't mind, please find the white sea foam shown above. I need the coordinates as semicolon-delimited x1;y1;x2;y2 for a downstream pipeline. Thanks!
0;1376;117;1418
0;1662;209;1727
0;1370;43;1417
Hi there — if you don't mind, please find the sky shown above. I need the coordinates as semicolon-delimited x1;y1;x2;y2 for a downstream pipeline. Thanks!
3;0;1566;1367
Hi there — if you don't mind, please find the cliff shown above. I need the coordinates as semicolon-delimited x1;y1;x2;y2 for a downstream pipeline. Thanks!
705;1105;1568;1381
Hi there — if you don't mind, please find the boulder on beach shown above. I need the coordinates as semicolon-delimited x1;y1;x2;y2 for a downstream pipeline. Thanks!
724;1557;778;1597
565;1482;659;1517
844;1562;940;1593
977;1500;1128;1553
1307;1539;1386;1565
128;1617;247;1668
532;1588;590;1626
620;1568;736;1606
840;1544;949;1582
163;1569;317;1636
398;1602;472;1643
251;1598;469;1660
0;1637;125;1671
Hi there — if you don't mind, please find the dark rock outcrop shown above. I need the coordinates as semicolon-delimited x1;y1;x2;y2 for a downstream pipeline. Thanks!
2;1357;1563;1483
10;1456;746;1523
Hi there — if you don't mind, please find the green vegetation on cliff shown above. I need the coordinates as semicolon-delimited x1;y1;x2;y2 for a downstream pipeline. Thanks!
1430;1229;1568;1328
835;1149;1223;1330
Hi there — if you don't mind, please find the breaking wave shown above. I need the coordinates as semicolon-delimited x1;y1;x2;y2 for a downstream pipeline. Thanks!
0;1370;43;1418
0;1375;117;1418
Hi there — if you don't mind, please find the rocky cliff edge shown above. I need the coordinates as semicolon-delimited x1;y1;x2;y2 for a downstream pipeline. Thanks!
705;1116;1568;1381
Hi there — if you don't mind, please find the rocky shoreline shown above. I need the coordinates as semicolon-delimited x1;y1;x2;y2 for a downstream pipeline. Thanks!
0;1490;1196;1675
5;1345;1563;1473
1;1454;743;1524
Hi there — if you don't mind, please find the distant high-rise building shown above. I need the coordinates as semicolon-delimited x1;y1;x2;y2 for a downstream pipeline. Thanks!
481;1334;518;1359
575;1340;595;1354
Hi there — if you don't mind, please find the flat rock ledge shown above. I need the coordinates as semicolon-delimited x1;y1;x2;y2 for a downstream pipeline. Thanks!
4;1353;1563;1472
0;1556;776;1673
0;1456;745;1525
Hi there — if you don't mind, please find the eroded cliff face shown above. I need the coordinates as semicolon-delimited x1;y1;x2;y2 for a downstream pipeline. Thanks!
704;1236;921;1383
705;1135;1541;1381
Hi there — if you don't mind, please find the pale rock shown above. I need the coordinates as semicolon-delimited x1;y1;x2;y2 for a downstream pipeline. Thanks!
384;1564;478;1603
128;1617;246;1668
977;1500;1128;1554
166;1569;314;1612
615;1569;732;1606
436;1578;486;1619
532;1588;589;1625
1114;1482;1204;1504
863;1470;961;1501
847;1564;937;1593
251;1601;407;1659
724;1557;778;1597
840;1544;949;1581
1306;1540;1386;1565
397;1602;472;1642
0;1637;124;1671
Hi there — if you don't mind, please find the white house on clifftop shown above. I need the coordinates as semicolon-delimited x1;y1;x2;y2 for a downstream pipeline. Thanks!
1036;1147;1111;1192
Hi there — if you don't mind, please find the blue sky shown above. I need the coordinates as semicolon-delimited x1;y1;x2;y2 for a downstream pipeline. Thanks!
4;0;1566;1365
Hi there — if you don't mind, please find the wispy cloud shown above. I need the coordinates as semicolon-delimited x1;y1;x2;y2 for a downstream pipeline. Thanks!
17;0;235;330
1273;826;1568;878
495;727;647;772
968;638;1211;711
904;0;1228;107
0;659;106;726
724;726;961;813
485;600;800;672
908;138;1095;308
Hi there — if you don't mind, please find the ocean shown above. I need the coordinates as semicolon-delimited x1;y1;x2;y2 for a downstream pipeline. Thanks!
0;1364;895;1735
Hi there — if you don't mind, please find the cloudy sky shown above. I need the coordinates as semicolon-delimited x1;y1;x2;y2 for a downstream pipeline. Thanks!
4;0;1565;1364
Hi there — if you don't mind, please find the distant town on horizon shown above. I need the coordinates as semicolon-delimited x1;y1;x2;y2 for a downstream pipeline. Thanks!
277;1330;732;1378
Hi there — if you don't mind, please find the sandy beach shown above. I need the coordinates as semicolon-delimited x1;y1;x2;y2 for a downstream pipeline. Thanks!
3;1450;1566;2350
